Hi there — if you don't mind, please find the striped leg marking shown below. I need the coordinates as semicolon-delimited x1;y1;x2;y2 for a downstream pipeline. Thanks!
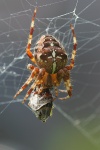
14;67;39;99
26;8;37;63
22;68;46;103
27;64;35;71
59;79;72;100
66;24;77;70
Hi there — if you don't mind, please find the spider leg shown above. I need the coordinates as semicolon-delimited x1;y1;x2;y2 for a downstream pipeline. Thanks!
54;87;58;97
14;67;39;99
66;24;77;70
22;86;34;104
22;68;45;103
59;70;72;100
59;78;72;100
26;8;37;64
27;64;35;71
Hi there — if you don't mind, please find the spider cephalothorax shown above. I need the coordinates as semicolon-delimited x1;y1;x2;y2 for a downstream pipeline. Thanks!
34;35;68;74
14;8;77;103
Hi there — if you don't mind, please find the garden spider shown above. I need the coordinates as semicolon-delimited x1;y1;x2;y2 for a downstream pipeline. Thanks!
14;8;77;103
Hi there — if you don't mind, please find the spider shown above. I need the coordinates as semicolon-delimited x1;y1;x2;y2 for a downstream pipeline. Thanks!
14;8;77;103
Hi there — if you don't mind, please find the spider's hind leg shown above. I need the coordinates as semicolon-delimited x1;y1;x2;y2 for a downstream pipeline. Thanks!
59;80;72;100
14;67;39;99
27;64;35;71
59;71;72;100
22;68;46;103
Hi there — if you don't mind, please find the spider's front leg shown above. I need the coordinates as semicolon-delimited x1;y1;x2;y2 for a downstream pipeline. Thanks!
26;7;37;64
59;69;72;100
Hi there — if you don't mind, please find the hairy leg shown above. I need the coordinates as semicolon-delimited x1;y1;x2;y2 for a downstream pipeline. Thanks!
26;8;37;63
22;68;45;103
66;24;77;70
59;69;72;100
14;67;39;99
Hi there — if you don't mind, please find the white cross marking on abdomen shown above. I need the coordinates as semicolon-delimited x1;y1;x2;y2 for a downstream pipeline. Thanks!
52;50;56;73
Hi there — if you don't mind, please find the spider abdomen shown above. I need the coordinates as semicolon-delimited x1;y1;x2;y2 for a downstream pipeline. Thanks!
34;35;68;74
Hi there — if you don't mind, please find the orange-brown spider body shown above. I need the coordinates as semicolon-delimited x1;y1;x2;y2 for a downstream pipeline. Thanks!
14;8;77;103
